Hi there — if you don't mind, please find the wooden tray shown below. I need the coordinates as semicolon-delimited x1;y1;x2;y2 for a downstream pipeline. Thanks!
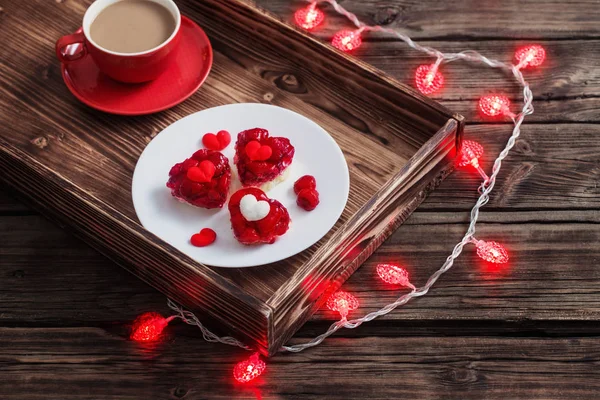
0;0;463;356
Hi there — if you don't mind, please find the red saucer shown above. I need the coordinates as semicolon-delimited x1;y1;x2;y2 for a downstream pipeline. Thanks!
61;16;212;115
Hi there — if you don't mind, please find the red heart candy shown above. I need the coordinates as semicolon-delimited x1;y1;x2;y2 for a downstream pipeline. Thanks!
202;133;220;150
187;160;216;183
202;130;231;151
256;145;272;161
216;130;231;148
245;140;261;158
245;140;272;161
190;228;217;247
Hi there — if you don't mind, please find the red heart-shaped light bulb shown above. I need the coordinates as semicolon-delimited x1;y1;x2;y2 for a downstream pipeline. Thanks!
415;64;444;95
294;3;325;31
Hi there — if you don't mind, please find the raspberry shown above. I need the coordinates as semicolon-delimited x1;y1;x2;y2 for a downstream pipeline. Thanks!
294;175;317;195
297;188;319;211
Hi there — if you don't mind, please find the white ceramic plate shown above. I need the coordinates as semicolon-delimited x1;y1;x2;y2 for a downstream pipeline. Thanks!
132;103;350;268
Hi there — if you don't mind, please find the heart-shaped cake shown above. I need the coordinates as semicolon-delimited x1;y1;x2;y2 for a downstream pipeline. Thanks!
167;149;231;209
234;128;295;191
228;187;291;245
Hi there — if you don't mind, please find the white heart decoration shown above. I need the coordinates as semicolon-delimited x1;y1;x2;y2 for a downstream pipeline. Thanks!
240;194;271;222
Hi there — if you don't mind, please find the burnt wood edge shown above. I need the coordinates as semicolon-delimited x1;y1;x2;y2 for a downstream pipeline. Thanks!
453;113;466;151
0;138;273;348
225;0;458;122
266;118;461;355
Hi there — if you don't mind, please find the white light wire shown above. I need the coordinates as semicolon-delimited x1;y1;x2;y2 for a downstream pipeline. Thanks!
167;0;535;355
168;299;252;350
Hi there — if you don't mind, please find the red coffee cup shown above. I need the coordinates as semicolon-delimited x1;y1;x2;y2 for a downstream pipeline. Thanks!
55;0;181;83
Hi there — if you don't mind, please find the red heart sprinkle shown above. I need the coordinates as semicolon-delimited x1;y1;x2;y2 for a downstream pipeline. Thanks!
202;133;220;150
216;130;231;148
245;140;272;161
245;141;261;158
186;160;216;183
202;130;231;151
181;158;199;170
190;228;216;247
256;145;272;161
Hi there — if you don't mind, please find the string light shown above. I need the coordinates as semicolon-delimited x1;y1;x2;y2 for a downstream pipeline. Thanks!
478;94;516;119
415;61;444;94
376;263;414;289
332;28;364;52
457;140;484;168
473;239;509;264
127;1;546;383
457;140;490;183
294;2;325;31
515;45;546;70
233;353;266;383
326;291;359;318
130;312;175;342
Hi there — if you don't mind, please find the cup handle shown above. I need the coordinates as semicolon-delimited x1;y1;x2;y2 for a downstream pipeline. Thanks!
55;28;87;64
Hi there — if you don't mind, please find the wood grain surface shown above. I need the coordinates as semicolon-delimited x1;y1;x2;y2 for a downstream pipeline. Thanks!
0;0;461;355
1;0;600;398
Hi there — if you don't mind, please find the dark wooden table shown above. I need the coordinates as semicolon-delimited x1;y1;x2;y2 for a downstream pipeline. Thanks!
2;0;599;398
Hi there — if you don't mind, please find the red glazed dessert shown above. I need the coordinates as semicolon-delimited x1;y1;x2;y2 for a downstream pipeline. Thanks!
234;128;295;191
166;149;231;209
228;187;291;245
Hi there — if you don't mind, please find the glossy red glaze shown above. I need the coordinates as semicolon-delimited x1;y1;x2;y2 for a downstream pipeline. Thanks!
228;188;291;245
167;149;231;209
234;128;295;187
59;17;212;115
